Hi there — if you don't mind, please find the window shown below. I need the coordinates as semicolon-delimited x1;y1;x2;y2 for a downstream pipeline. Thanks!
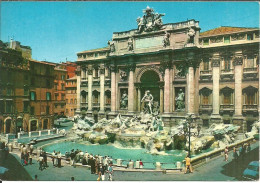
223;58;230;70
74;99;77;104
66;99;68;103
203;59;209;70
55;94;58;101
94;69;98;78
7;88;13;96
70;99;73;104
23;101;29;112
223;93;231;104
30;106;34;115
224;36;230;43
67;75;69;79
46;67;50;75
46;79;51;87
30;91;36;101
54;83;58;90
61;94;65;100
55;104;58;108
247;34;253;40
24;88;29;96
202;95;209;105
0;100;5;113
46;106;49;115
6;101;12;113
46;92;51;101
61;84;65;90
246;56;254;68
31;77;35;86
203;39;209;45
66;109;69;113
61;104;64;108
94;53;98;57
61;75;65;80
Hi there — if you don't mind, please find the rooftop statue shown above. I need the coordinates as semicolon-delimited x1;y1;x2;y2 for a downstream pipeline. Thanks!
136;6;165;33
107;40;115;52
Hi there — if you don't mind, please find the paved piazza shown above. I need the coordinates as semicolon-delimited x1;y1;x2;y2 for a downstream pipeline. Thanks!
0;2;259;182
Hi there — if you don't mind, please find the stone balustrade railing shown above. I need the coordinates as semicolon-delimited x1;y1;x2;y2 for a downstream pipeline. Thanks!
186;137;255;167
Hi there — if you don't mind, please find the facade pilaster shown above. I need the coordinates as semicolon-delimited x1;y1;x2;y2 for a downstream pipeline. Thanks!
87;67;93;113
99;67;105;114
162;57;171;114
75;66;81;114
137;87;141;112
233;51;245;132
258;56;260;121
110;65;117;114
187;62;195;114
210;53;222;123
128;63;136;114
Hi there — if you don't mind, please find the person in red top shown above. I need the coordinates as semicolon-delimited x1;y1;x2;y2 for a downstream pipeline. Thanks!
139;159;143;168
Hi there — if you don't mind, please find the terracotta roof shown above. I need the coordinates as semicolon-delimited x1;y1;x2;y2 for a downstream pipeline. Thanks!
77;47;109;54
29;59;56;66
200;26;258;37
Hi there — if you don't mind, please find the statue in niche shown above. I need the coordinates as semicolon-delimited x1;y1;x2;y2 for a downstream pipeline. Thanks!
120;91;128;109
107;40;115;52
141;90;154;114
163;31;170;47
127;37;134;51
187;28;195;44
120;71;127;81
175;89;185;111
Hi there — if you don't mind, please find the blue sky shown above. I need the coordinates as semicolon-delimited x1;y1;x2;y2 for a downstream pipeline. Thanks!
1;2;259;63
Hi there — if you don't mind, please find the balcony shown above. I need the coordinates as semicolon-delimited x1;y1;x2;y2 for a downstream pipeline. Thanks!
80;102;88;108
220;69;234;80
242;104;258;114
220;104;234;115
243;67;258;79
199;104;213;115
200;70;212;81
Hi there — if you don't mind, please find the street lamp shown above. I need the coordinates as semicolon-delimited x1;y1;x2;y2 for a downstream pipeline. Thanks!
184;113;196;157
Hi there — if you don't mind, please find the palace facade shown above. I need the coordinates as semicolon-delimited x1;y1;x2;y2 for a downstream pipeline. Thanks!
76;7;259;132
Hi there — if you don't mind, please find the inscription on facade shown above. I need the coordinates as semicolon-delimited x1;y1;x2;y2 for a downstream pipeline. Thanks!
135;36;164;49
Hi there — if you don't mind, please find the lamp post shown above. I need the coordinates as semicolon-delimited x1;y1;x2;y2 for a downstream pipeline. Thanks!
184;113;196;157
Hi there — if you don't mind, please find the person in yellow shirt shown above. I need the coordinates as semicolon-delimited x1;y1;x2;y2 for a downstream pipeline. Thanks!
184;154;193;174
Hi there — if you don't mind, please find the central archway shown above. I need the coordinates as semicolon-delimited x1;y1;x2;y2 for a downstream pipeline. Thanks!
140;70;161;109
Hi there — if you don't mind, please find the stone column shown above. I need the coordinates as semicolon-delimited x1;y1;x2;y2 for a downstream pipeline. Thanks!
187;64;195;114
128;64;136;114
172;65;175;112
233;52;245;132
110;65;117;114
169;68;173;112
210;54;222;123
258;56;260;121
75;67;81;114
137;87;141;112
99;67;105;114
163;64;171;113
87;67;93;113
160;87;164;114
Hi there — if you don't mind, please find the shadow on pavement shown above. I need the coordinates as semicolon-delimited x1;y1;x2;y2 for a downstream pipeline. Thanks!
0;150;32;181
221;146;259;180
